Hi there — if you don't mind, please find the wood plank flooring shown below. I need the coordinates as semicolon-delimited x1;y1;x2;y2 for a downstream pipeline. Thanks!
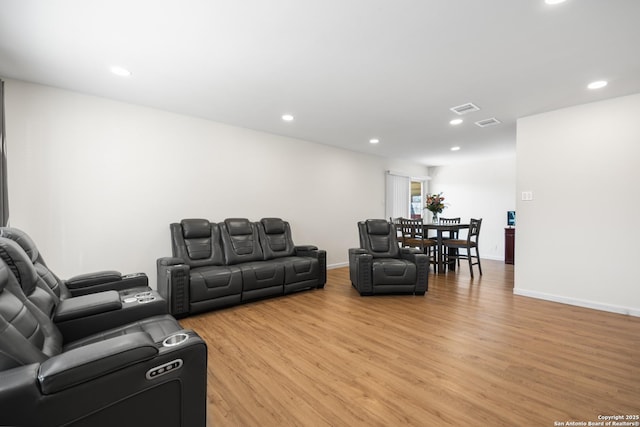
180;260;640;426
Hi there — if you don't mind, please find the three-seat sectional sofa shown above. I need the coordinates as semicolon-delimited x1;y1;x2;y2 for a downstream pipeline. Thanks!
157;217;326;317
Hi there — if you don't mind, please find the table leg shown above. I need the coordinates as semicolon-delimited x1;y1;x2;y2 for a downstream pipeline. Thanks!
437;230;444;274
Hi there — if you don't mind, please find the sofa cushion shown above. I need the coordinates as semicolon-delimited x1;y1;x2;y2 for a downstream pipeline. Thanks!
359;220;399;258
189;265;243;302
366;219;391;235
237;260;285;292
278;256;320;285
225;218;253;236
371;258;416;285
220;219;263;264
258;218;296;259
171;220;225;267
181;219;211;239
261;218;286;234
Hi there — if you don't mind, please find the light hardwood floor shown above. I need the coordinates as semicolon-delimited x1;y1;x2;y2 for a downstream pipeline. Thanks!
180;260;640;426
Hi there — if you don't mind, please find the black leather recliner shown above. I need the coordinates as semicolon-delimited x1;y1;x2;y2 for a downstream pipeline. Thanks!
0;258;207;427
0;237;168;343
0;227;149;297
349;219;429;295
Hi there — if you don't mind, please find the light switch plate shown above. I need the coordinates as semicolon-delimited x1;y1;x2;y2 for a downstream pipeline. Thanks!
521;191;534;201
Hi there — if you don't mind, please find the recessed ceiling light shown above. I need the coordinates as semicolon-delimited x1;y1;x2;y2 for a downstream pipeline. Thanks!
587;80;608;90
369;138;380;144
281;114;294;122
451;146;461;151
449;119;463;125
545;0;566;5
110;66;131;77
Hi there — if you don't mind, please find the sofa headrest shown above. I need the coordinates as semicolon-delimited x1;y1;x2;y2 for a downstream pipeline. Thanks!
181;219;211;239
0;227;39;263
225;218;252;236
261;218;286;234
366;219;391;235
0;237;39;296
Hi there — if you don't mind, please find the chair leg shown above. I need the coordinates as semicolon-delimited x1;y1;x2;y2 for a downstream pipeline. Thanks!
429;246;437;273
476;248;482;276
467;251;474;278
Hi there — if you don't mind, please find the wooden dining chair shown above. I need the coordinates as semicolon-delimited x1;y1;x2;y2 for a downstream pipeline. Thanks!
443;218;483;278
438;217;461;239
390;217;405;246
439;217;461;269
400;218;437;271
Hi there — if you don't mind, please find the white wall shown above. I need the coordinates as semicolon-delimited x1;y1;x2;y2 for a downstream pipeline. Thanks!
5;79;428;286
428;156;516;261
515;92;640;316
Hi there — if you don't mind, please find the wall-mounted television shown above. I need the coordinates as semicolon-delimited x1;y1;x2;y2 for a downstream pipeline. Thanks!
507;211;516;227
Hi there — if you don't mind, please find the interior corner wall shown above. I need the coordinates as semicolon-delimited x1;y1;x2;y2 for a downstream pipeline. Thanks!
4;79;428;286
428;155;516;261
515;92;640;316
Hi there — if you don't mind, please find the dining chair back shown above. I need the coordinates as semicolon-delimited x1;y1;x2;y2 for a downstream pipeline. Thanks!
438;217;462;269
390;217;405;245
438;217;461;239
400;218;423;243
443;218;483;278
400;218;436;269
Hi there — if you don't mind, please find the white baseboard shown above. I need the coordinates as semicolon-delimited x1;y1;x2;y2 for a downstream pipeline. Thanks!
328;262;348;270
513;288;640;317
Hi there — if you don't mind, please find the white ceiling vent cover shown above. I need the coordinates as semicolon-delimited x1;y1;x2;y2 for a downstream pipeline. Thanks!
475;117;501;128
450;102;480;115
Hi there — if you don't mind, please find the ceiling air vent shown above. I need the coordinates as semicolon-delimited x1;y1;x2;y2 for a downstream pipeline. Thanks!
474;117;501;128
450;102;480;115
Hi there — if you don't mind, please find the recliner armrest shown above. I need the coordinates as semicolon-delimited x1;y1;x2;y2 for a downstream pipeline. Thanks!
65;271;150;297
53;290;122;322
38;332;158;395
348;248;373;294
399;250;429;294
349;248;369;256
400;247;423;256
157;256;186;266
293;247;327;288
65;270;122;289
294;245;320;258
157;258;191;317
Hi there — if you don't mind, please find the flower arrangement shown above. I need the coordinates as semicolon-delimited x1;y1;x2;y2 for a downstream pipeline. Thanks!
425;192;446;222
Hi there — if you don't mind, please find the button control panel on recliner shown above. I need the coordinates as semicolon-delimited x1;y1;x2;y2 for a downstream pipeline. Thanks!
146;359;183;380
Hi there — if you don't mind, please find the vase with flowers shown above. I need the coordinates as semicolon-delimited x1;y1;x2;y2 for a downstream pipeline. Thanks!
425;192;446;224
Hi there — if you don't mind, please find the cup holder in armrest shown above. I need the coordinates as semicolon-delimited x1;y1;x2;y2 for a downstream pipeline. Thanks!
135;291;153;298
122;292;157;304
162;333;189;347
137;295;157;304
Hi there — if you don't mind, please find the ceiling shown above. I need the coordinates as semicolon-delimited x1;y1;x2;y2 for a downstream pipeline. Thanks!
1;0;640;166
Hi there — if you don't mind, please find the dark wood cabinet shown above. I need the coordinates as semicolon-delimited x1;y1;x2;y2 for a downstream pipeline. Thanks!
505;228;515;264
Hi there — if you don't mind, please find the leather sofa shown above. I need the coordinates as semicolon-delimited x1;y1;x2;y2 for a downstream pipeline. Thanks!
349;219;429;295
0;227;150;297
0;257;207;427
157;217;326;316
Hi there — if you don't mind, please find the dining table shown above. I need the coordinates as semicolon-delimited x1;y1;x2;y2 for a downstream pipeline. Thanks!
423;222;470;274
